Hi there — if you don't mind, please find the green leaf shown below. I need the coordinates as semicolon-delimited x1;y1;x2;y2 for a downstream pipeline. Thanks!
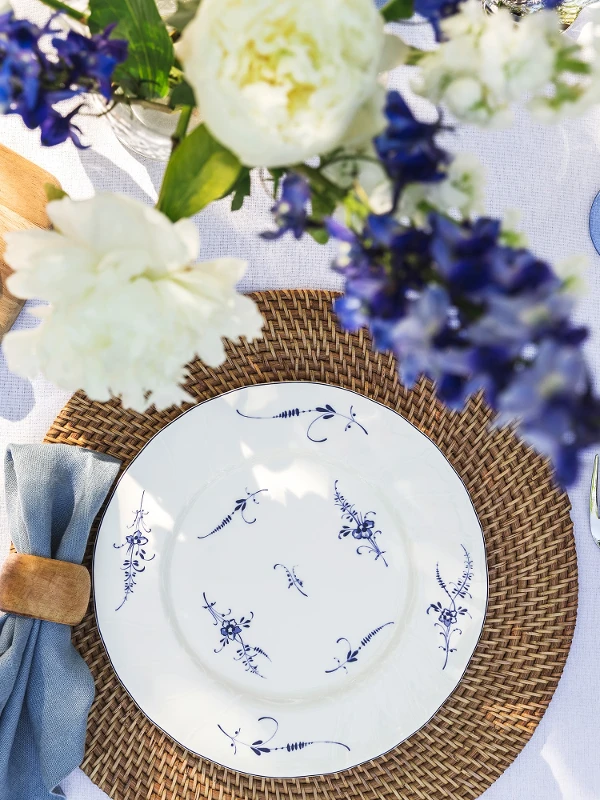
310;190;337;222
307;226;329;245
157;124;242;221
380;0;414;21
557;57;591;75
167;0;201;32
230;169;252;211
44;183;68;202
88;0;174;99
169;79;196;109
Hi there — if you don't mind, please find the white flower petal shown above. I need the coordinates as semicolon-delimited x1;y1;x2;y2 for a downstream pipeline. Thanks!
4;194;265;412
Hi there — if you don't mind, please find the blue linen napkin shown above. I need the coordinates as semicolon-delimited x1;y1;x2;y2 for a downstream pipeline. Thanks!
0;443;120;800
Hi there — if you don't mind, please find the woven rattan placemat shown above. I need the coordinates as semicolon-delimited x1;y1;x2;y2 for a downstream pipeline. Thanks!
45;289;578;800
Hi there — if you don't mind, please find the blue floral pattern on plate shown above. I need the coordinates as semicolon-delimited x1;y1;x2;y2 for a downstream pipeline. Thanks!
237;403;367;443
202;592;271;678
113;490;155;611
427;545;474;669
325;622;394;674
218;716;350;756
334;480;388;566
199;488;268;540
274;563;308;597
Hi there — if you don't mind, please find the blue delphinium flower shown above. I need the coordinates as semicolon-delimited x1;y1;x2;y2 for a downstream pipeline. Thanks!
0;11;127;147
374;91;449;206
261;173;310;240
414;0;465;41
258;84;600;485
496;342;597;485
327;203;597;484
328;213;431;339
53;23;128;101
40;105;86;147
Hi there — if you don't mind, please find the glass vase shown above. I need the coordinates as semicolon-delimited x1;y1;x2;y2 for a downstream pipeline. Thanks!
98;96;187;162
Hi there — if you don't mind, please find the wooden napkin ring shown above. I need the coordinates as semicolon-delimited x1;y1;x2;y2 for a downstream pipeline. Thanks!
0;553;90;625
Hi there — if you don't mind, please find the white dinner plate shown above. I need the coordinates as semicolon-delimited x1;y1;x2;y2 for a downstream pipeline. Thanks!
94;382;487;778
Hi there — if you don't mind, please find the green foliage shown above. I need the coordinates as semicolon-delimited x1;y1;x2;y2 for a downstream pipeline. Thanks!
88;0;174;98
167;0;202;32
157;124;242;221
230;169;252;211
380;0;414;21
307;227;330;244
44;183;68;202
169;78;196;109
311;190;337;221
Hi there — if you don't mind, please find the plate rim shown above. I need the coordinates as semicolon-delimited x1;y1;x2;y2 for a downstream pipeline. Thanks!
92;379;490;779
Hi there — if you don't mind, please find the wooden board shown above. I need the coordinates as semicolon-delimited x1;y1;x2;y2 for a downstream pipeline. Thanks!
0;145;60;338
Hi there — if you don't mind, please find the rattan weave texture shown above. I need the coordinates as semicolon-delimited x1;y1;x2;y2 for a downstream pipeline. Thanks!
44;290;578;800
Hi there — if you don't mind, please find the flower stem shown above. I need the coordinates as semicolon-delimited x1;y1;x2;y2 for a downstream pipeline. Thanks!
37;0;88;23
293;163;347;203
171;105;193;153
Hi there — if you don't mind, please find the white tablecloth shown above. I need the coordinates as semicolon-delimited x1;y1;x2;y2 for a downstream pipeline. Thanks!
1;5;600;798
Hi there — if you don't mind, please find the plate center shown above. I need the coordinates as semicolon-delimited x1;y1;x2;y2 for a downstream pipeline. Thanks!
164;450;411;701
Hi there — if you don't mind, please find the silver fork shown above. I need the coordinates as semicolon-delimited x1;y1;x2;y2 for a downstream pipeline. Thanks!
590;455;600;549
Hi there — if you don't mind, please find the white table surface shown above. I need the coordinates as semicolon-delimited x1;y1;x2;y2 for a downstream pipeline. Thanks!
1;4;600;798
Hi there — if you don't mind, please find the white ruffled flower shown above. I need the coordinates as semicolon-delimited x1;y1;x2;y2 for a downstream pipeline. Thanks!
367;153;485;224
499;208;528;248
3;194;263;411
322;141;388;199
413;0;598;127
398;153;486;223
178;0;408;167
528;9;600;121
554;253;588;294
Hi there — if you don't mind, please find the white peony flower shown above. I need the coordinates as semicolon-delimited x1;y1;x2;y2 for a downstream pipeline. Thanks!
178;0;407;167
413;0;597;127
3;194;264;411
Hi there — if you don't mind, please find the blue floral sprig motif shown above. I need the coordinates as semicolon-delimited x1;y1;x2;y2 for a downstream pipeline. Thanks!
202;593;270;678
333;480;388;567
113;491;155;612
427;545;474;670
237;403;367;443
274;563;308;597
199;488;268;540
218;716;350;756
325;622;394;674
